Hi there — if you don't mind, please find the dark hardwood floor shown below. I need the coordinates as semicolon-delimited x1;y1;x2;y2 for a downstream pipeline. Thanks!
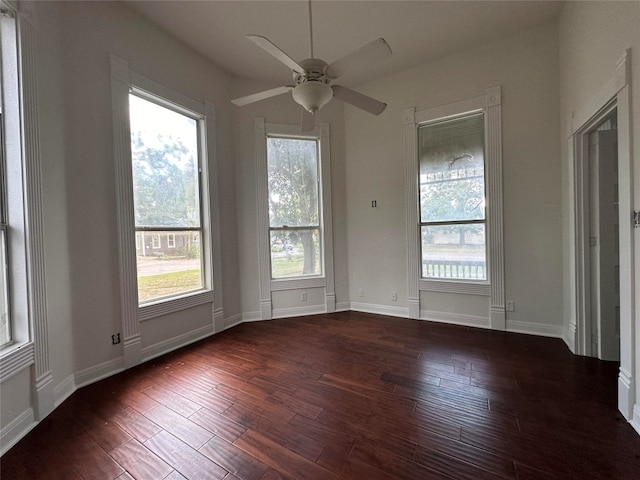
2;311;640;479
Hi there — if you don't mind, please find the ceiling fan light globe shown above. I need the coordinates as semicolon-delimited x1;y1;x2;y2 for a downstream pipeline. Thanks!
292;82;333;113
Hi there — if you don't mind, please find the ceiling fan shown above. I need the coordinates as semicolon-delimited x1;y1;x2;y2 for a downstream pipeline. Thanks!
231;0;392;131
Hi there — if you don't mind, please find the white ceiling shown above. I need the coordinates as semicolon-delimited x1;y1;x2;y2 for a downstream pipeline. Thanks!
127;0;564;87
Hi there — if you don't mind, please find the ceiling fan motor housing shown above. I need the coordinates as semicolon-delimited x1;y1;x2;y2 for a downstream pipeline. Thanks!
292;58;332;113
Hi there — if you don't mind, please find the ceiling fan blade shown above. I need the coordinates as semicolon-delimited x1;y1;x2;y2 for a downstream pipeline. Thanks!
247;34;304;73
325;38;392;79
231;86;293;107
301;107;315;132
331;85;386;115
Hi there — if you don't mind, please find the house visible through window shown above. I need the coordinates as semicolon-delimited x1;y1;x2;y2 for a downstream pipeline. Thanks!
419;112;486;280
267;137;322;279
129;93;205;303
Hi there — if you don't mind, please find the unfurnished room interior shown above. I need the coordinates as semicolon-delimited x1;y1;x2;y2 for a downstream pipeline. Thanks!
1;1;640;478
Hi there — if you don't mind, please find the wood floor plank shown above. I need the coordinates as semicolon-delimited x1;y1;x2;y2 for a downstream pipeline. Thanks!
144;405;214;449
233;430;338;480
200;435;270;480
144;430;228;480
109;438;174;480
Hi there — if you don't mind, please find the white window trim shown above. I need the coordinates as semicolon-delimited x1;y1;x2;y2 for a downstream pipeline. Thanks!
404;87;505;329
151;233;161;249
167;232;175;248
0;3;54;419
111;55;223;367
254;119;335;319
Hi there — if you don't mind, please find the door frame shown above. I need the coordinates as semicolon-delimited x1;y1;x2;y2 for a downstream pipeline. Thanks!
567;49;635;420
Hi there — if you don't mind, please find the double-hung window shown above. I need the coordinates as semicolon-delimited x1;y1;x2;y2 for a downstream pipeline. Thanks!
419;112;486;280
129;92;205;304
267;136;322;279
405;88;504;324
255;119;335;319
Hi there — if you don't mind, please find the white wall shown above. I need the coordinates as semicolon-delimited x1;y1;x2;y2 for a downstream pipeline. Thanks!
343;22;563;333
558;0;640;430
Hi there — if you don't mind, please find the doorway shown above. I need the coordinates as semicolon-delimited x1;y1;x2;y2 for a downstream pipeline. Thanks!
588;113;620;361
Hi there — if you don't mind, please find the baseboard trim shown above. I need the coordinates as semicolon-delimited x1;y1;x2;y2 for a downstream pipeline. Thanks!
618;367;633;420
632;404;640;436
0;408;35;456
75;357;124;389
272;305;326;319
420;309;490;329
506;320;563;338
351;302;409;319
142;324;214;363
242;311;262;322
563;321;577;353
335;302;350;312
223;313;242;330
54;374;76;408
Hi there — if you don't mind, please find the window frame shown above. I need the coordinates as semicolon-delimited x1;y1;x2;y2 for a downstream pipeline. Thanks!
167;232;175;248
254;119;335;319
404;87;505;328
266;135;323;280
111;55;221;347
418;111;488;283
128;87;209;306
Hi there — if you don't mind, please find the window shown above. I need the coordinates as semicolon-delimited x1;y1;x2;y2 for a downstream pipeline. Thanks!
267;137;322;279
129;92;205;304
419;113;486;280
404;88;504;325
254;119;335;319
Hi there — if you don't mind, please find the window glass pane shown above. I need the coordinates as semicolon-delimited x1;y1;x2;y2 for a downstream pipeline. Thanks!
270;229;321;278
0;230;9;346
267;137;319;227
136;230;203;303
129;94;200;228
419;113;485;223
421;224;486;280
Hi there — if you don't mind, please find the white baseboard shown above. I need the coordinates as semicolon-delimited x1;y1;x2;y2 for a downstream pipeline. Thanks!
563;321;576;353
223;313;242;330
272;305;326;319
618;368;633;420
142;324;214;363
242;311;262;322
351;302;409;319
506;320;563;338
335;302;350;312
420;309;490;329
54;374;76;408
0;408;35;456
632;404;640;436
74;357;124;389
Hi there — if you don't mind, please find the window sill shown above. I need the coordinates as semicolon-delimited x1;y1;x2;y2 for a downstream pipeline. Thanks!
139;289;214;322
270;276;326;291
0;341;34;383
419;279;490;296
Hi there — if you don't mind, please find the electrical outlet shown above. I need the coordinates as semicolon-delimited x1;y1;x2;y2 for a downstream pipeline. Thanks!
391;291;397;301
358;288;364;297
506;300;515;312
301;292;307;302
111;333;121;345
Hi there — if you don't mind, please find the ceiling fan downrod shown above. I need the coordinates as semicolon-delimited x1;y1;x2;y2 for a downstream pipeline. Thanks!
308;0;314;59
